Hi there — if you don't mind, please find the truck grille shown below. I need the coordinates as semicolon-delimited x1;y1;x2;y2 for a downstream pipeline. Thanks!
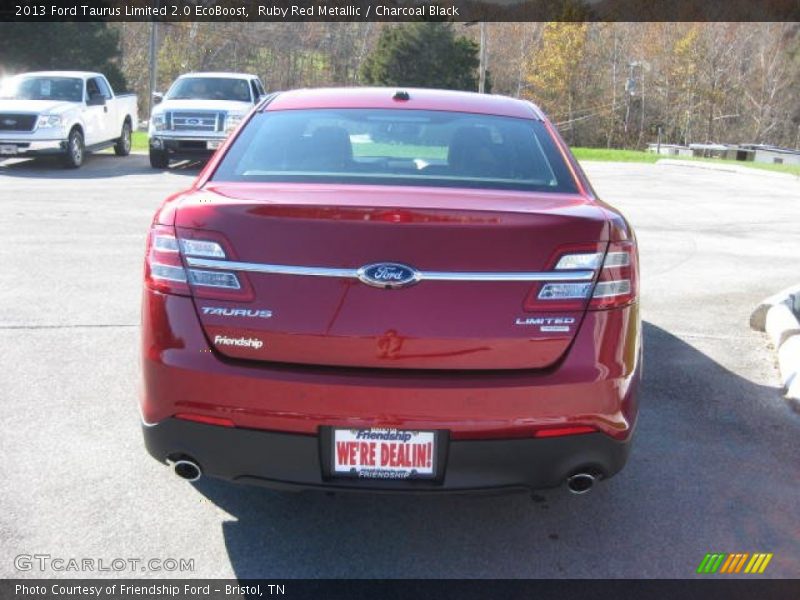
167;111;224;133
0;114;37;132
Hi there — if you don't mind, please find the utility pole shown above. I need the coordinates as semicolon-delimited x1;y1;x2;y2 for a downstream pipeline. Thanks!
624;60;649;145
147;1;159;122
638;64;646;147
478;22;487;94
623;62;635;136
465;21;488;94
657;125;663;155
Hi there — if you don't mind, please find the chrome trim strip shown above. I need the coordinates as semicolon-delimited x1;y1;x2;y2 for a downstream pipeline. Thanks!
184;257;595;282
419;271;592;282
185;257;358;278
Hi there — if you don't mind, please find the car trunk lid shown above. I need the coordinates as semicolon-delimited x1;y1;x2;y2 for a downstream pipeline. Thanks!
175;183;608;370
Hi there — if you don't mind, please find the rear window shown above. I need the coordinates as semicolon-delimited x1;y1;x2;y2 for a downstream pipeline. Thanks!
212;109;578;193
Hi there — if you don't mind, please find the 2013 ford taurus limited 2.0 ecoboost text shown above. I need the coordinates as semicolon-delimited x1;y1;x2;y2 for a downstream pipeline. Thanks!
140;88;641;495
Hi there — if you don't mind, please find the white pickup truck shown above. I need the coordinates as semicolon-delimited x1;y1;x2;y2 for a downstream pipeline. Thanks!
0;71;138;168
148;72;266;168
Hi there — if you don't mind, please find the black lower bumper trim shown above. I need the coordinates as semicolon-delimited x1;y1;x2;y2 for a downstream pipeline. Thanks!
154;139;217;157
143;418;631;494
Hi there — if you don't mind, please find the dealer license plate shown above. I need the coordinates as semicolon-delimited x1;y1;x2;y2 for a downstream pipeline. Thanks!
332;428;436;480
206;141;221;150
0;145;18;156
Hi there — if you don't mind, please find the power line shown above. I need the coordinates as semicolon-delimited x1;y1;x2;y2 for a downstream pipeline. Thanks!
556;103;622;128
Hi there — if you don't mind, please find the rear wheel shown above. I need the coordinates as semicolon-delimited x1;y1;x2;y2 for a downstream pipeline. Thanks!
62;128;84;169
149;147;169;169
114;121;132;156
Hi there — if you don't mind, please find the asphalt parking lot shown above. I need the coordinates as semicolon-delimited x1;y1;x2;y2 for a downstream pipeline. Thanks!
1;153;798;579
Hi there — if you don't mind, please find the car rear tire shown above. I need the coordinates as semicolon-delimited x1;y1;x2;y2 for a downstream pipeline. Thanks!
62;128;84;169
149;147;169;169
114;121;132;156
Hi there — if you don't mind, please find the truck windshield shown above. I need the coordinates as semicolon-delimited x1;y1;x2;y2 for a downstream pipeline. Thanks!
212;109;579;193
0;77;83;102
167;77;251;102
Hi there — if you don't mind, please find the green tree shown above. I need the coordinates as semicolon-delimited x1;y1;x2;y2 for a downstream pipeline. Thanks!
524;22;589;143
0;23;127;92
361;23;483;92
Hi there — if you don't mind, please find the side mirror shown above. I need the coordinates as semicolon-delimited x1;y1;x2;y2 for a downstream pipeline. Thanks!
87;94;106;107
153;92;163;105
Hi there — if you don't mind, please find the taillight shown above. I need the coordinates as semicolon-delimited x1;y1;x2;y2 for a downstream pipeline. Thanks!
523;243;602;311
523;241;638;311
588;241;638;310
144;225;190;296
179;228;253;301
144;225;252;300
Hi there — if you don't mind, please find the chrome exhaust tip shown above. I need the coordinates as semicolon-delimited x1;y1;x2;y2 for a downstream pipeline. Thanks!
173;459;202;482
566;472;596;495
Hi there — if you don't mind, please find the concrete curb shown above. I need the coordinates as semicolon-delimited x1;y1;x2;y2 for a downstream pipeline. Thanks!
751;285;800;405
766;303;800;348
750;284;800;331
656;159;800;181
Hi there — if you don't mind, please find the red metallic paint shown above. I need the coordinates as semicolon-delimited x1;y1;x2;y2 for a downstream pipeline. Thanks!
265;87;543;119
141;289;640;441
171;184;610;370
141;88;641;461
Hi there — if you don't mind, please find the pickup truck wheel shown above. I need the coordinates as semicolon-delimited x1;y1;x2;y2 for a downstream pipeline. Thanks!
63;128;84;169
149;147;169;169
114;121;132;156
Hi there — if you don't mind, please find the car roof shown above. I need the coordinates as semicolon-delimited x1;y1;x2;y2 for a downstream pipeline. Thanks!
265;87;545;120
177;72;258;80
13;71;101;79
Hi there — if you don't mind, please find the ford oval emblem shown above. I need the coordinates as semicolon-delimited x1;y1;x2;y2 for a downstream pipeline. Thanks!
2;119;17;126
187;118;200;125
357;262;420;289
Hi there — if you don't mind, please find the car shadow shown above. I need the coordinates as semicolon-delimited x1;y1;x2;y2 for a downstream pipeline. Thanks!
0;153;204;179
189;321;798;578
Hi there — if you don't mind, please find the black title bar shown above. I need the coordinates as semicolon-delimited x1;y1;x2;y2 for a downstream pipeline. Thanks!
3;579;800;600
2;0;800;22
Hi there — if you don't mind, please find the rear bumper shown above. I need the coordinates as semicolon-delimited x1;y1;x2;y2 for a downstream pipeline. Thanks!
143;418;631;493
140;290;641;491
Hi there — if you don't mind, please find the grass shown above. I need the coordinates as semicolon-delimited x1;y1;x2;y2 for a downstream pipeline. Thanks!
572;147;661;163
132;131;148;152
352;142;448;160
573;146;800;177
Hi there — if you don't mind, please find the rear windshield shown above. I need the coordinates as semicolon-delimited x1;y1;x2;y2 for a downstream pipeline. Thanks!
212;109;578;193
167;77;252;102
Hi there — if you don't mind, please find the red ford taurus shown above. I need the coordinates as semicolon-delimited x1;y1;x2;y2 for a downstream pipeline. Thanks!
141;88;641;494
